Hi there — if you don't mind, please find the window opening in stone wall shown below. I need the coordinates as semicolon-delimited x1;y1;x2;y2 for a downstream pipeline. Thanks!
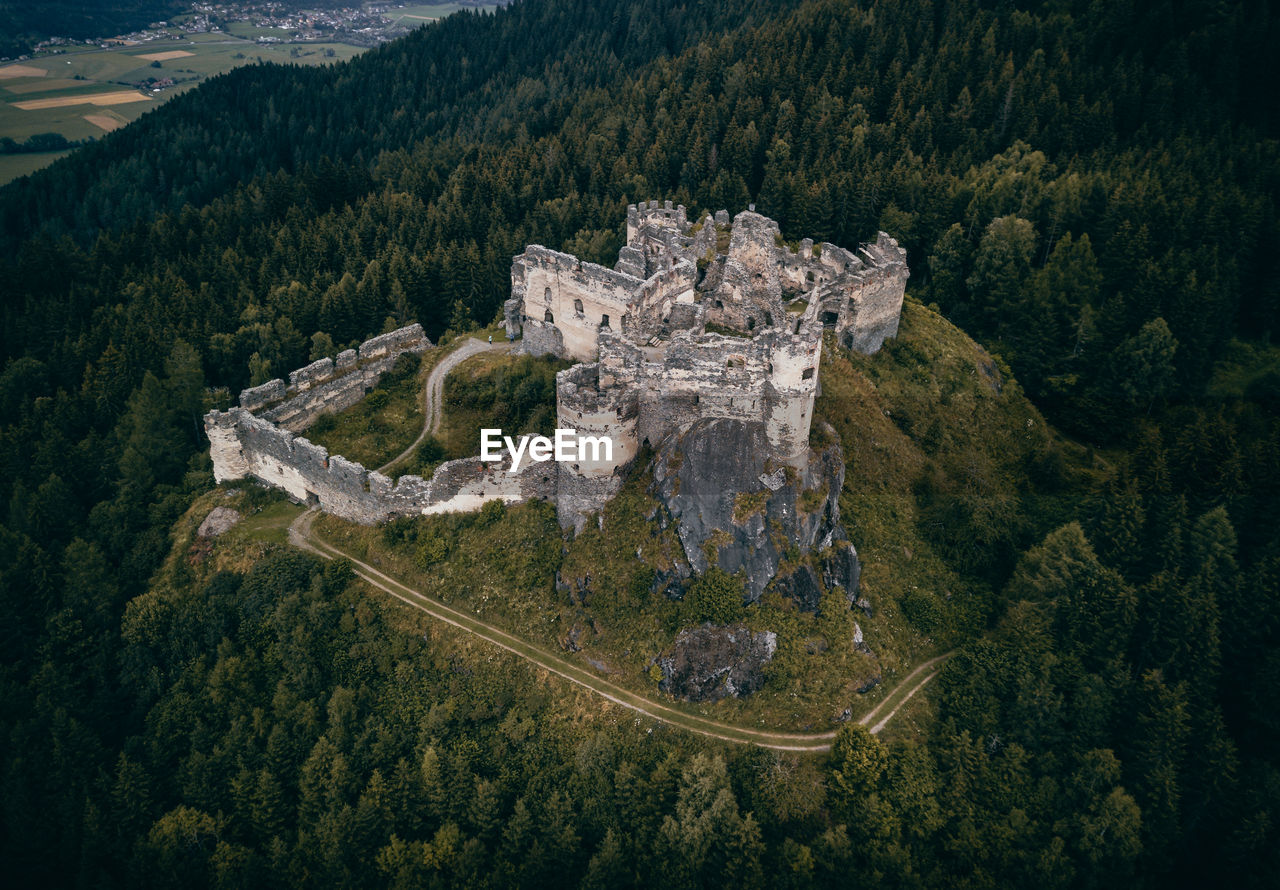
545;310;554;322
802;367;815;379
600;314;610;329
574;298;584;315
544;286;552;301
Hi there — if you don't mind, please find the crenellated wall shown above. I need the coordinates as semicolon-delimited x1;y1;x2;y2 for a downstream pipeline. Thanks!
212;206;908;535
206;407;556;524
238;324;432;433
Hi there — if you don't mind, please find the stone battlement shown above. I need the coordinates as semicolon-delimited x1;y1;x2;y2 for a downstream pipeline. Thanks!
206;401;555;524
208;207;908;537
502;202;908;528
236;324;431;429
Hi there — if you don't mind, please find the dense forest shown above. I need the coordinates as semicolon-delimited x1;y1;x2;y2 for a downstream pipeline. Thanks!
1;0;1278;886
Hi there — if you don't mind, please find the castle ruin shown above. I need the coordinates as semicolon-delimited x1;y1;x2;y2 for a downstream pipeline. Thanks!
205;203;908;551
505;202;908;528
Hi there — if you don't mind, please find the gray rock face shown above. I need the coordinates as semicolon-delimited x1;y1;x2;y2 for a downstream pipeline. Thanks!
657;623;777;702
197;506;242;538
649;417;860;606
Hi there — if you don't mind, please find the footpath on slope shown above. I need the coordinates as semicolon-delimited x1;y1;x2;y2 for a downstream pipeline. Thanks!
377;336;513;476
291;509;949;752
288;334;950;751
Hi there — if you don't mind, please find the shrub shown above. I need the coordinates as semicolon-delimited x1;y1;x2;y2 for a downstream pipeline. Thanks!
682;567;746;624
416;534;449;568
477;498;506;527
900;588;943;634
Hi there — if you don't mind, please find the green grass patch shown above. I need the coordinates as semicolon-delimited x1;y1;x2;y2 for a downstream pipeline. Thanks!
733;489;769;523
816;296;1105;661
438;352;569;460
303;352;424;470
0;149;72;185
704;322;752;338
238;496;304;545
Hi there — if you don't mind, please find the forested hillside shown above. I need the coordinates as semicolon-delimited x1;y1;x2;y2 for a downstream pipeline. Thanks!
1;0;1277;886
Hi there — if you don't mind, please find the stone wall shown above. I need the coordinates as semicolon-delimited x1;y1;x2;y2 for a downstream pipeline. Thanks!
206;406;556;524
811;232;910;353
704;210;787;333
240;323;432;433
508;246;641;361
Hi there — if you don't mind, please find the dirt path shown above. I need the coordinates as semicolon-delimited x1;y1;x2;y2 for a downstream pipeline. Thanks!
289;507;952;752
297;334;950;750
377;337;512;475
857;653;950;733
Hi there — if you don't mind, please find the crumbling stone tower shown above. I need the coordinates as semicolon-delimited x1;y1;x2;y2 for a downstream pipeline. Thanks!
504;201;909;529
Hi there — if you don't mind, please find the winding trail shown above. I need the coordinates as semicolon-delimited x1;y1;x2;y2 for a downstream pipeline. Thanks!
291;509;950;752
288;334;951;751
377;337;513;475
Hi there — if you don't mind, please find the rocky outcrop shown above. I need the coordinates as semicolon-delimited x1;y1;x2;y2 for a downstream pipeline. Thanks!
648;417;860;607
196;506;242;537
657;623;777;702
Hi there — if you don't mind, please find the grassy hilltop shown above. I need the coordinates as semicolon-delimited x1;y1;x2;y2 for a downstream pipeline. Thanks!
177;297;1098;736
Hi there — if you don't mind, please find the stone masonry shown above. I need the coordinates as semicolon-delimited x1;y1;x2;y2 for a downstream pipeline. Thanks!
506;201;909;530
206;324;557;524
206;205;908;546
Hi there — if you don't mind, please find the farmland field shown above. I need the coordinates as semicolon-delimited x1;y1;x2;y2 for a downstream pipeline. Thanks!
0;3;509;186
83;111;128;131
0;149;73;182
13;90;153;109
0;64;48;78
384;4;487;25
0;35;363;185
